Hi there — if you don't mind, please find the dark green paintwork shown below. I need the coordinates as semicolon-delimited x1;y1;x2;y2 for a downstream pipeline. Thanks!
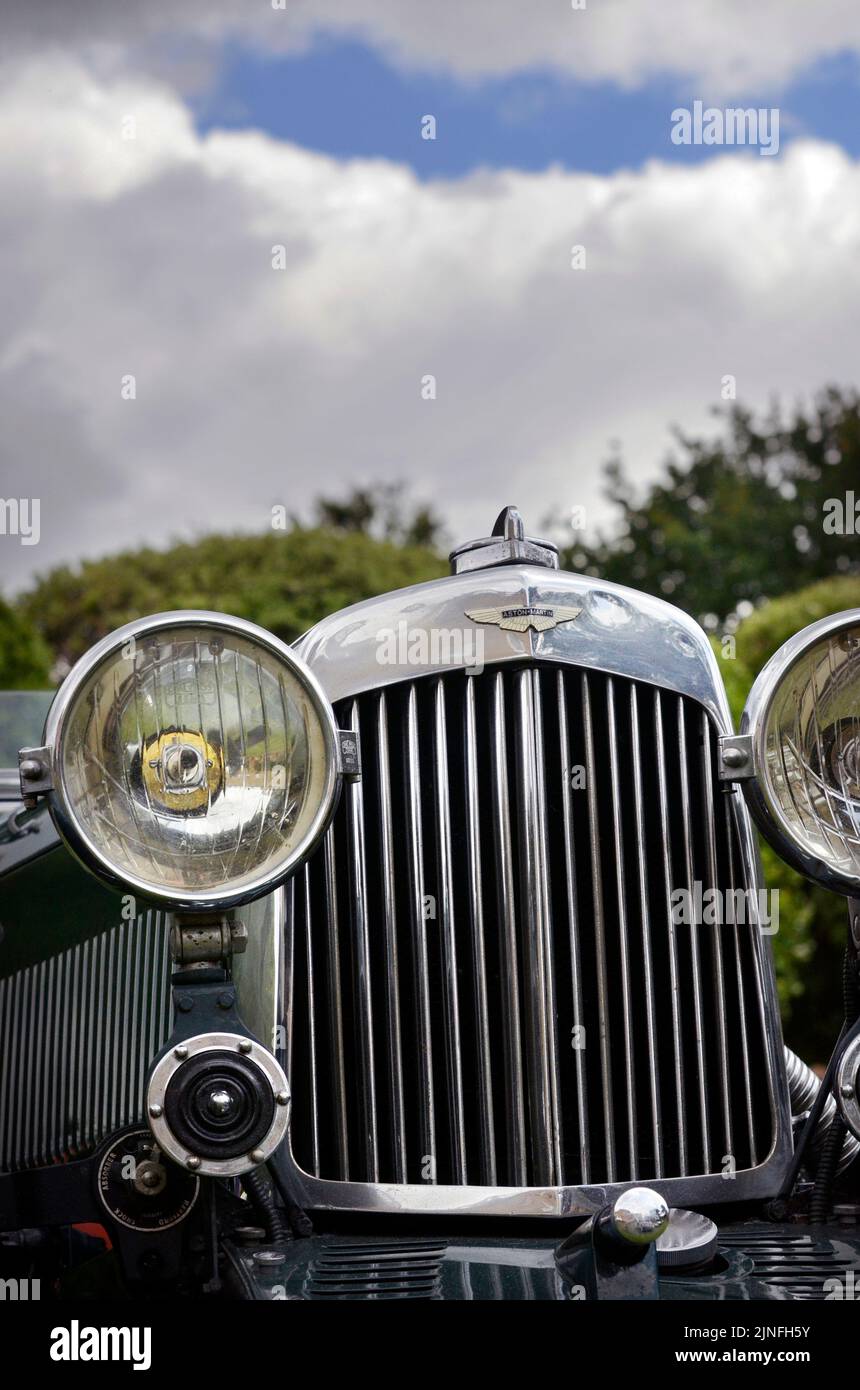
225;1221;860;1301
0;809;158;977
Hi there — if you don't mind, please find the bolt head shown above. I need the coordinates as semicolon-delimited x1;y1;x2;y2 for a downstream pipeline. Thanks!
238;1039;252;1054
250;1148;266;1164
19;758;44;781
186;1156;201;1171
174;1044;189;1060
842;1083;855;1100
206;1088;235;1117
148;1102;163;1119
723;746;748;768
275;1090;289;1106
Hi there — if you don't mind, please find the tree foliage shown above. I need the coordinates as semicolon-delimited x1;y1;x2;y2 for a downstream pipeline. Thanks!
312;483;445;550
564;388;860;624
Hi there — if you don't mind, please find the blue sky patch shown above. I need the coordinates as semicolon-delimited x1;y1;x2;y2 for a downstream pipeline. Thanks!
194;39;860;176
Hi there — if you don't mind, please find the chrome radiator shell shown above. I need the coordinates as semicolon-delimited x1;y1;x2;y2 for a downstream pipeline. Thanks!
279;565;792;1217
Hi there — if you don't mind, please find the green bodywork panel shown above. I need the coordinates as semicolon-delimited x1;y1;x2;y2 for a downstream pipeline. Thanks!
0;819;137;978
226;1222;860;1301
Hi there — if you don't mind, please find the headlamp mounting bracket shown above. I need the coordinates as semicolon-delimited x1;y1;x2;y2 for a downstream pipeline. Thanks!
337;727;361;781
717;733;754;781
17;745;53;806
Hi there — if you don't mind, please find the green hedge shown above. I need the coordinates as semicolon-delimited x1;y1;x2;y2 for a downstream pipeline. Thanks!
0;596;52;689
19;528;448;668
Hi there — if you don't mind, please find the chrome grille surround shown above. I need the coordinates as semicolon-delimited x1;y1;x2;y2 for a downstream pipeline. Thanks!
280;566;792;1218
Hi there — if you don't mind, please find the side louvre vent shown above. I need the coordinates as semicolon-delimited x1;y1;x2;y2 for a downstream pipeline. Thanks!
0;911;172;1171
304;1241;445;1300
288;663;776;1193
715;1228;860;1300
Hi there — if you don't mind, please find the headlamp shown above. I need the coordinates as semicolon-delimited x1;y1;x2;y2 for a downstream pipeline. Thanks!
739;609;860;896
22;612;341;910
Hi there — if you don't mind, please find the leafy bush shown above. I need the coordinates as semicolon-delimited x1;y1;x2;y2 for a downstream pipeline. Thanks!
19;527;447;668
0;596;52;689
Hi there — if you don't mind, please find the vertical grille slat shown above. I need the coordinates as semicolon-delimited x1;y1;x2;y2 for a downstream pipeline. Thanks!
128;918;144;1142
135;918;152;1137
0;913;173;1172
605;676;638;1180
432;679;468;1183
490;671;528;1185
375;692;407;1183
115;931;128;1137
724;797;758;1167
282;877;296;1084
463;677;497;1185
39;959;55;1169
555;671;590;1184
404;684;436;1179
0;977;11;1166
581;670;617;1183
530;671;563;1185
108;928;122;1135
513;669;561;1186
629;683;664;1179
345;698;378;1182
32;962;47;1167
58;942;72;1168
81;940;94;1150
323;833;351;1180
676;696;711;1173
302;865;320;1176
289;663;778;1193
700;708;734;1166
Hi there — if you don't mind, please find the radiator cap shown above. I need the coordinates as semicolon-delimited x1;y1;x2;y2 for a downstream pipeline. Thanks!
656;1209;719;1270
449;506;559;574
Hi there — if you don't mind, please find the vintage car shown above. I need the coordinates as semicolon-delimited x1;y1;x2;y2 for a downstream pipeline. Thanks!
1;506;859;1301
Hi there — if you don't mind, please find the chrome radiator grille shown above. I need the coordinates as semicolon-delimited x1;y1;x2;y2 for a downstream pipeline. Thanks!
0;912;172;1171
287;663;776;1191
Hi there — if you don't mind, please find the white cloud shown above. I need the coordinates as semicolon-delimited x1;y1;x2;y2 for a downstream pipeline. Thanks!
2;55;860;589
4;0;860;93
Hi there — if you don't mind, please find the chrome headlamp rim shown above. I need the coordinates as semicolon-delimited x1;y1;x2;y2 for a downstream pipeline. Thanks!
41;610;342;911
740;608;860;897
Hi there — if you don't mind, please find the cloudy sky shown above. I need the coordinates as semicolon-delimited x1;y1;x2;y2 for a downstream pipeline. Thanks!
2;1;860;590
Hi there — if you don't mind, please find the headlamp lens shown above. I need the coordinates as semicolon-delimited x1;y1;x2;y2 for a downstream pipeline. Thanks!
58;620;333;902
759;623;860;885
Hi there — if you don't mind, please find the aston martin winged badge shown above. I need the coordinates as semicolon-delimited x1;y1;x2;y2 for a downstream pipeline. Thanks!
465;604;583;633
